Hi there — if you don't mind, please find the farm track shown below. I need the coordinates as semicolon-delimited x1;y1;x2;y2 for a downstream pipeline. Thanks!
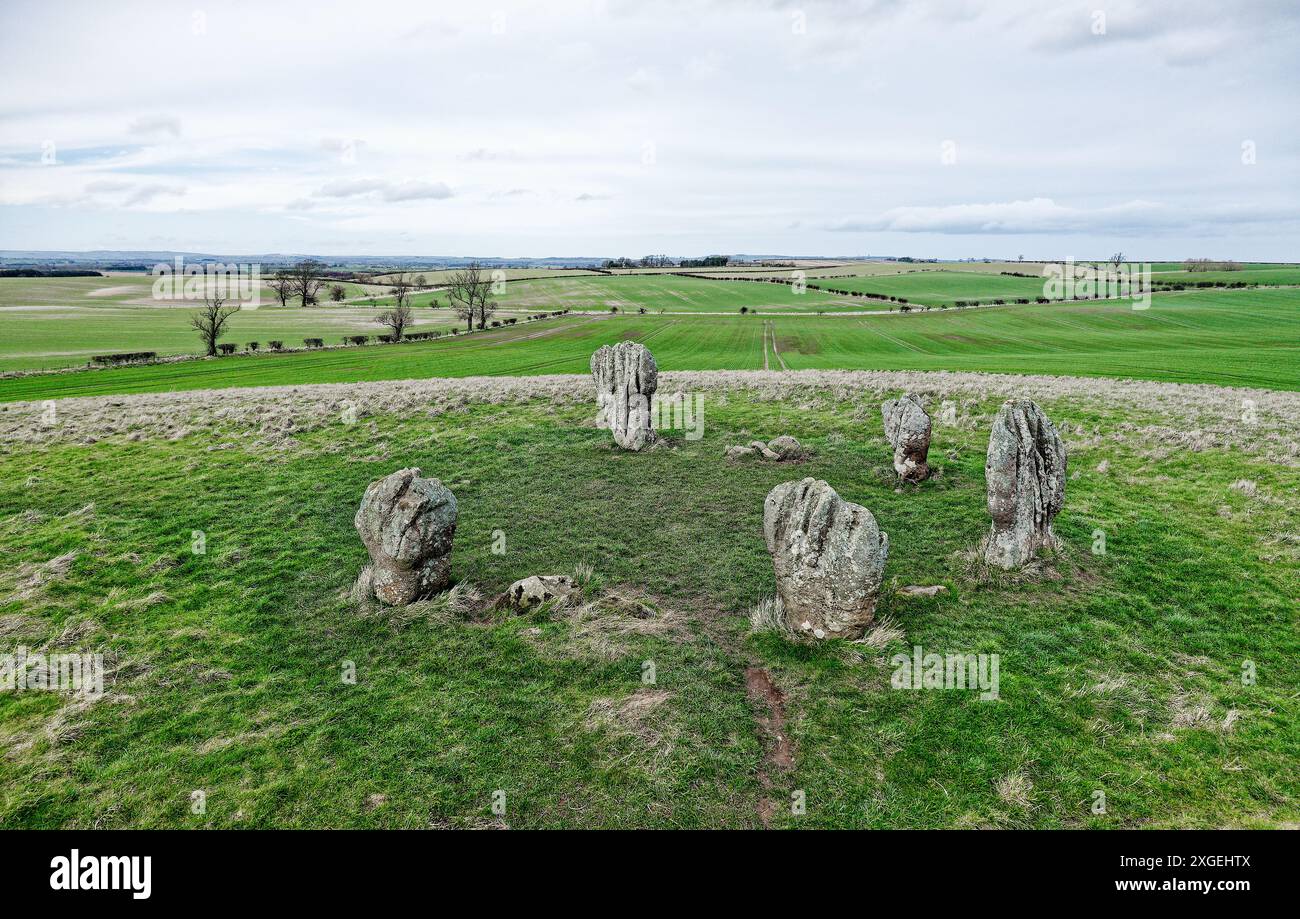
763;321;788;371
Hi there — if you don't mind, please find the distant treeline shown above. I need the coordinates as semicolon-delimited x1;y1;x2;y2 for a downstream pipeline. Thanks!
0;268;105;278
603;255;731;269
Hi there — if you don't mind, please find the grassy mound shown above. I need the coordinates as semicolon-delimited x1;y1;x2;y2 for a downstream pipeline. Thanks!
1;371;1296;828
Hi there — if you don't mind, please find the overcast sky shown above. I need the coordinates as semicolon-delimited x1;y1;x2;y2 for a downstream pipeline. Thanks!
1;0;1297;259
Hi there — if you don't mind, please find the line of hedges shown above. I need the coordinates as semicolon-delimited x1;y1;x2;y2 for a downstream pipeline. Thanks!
91;351;157;365
178;309;574;362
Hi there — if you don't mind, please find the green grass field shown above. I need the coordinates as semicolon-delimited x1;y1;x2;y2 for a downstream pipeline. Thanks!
369;267;604;285
4;288;1297;402
490;273;857;313
2;380;1295;828
0;275;458;371
2;261;1298;830
1151;267;1300;285
5;270;1297;379
808;270;1058;305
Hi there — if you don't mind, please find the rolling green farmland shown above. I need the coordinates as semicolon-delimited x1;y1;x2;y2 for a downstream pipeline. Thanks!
687;260;995;280
0;303;462;372
1151;267;1300;285
813;270;1054;305
7;269;1297;377
0;275;392;309
4;288;1298;402
490;273;858;313
0;275;458;370
370;267;604;285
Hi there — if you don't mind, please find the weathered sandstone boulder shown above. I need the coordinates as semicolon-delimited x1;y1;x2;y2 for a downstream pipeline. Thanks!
591;342;658;450
984;399;1067;569
881;394;931;482
496;574;579;610
724;435;807;462
762;478;889;639
354;468;457;605
767;435;807;461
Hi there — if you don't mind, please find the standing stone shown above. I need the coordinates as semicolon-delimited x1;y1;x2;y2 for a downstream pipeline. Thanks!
881;394;931;482
354;468;457;605
983;399;1067;569
763;478;889;639
591;342;658;450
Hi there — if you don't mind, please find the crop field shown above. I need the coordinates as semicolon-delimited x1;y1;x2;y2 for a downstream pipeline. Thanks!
8;268;1296;375
805;270;1056;306
369;267;604;285
688;260;1003;280
0;275;392;308
490;273;859;313
0;276;459;371
2;370;1296;829
1150;266;1300;285
4;287;1298;402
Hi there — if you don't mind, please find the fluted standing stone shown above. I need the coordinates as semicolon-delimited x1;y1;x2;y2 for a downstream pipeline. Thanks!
763;478;889;639
591;342;658;450
882;394;931;482
354;468;457;605
984;399;1067;569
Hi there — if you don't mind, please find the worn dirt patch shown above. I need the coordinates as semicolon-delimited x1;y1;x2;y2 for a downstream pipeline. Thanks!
776;335;816;355
745;666;793;827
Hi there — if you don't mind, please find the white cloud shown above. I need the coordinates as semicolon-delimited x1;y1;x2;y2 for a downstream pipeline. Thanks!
684;51;724;80
313;178;452;202
127;114;181;137
829;198;1165;234
123;184;185;206
379;181;453;202
0;0;1295;257
830;198;1297;236
626;66;663;92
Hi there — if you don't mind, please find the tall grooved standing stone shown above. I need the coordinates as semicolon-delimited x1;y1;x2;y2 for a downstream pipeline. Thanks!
763;478;889;639
881;394;931;482
983;399;1067;569
591;342;658;450
354;467;457;605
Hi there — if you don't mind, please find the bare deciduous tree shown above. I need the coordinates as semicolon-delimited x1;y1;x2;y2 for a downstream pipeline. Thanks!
268;273;293;307
446;263;497;332
388;273;413;312
375;302;413;340
190;296;241;356
287;259;326;308
414;274;428;289
329;283;346;302
1110;251;1125;273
